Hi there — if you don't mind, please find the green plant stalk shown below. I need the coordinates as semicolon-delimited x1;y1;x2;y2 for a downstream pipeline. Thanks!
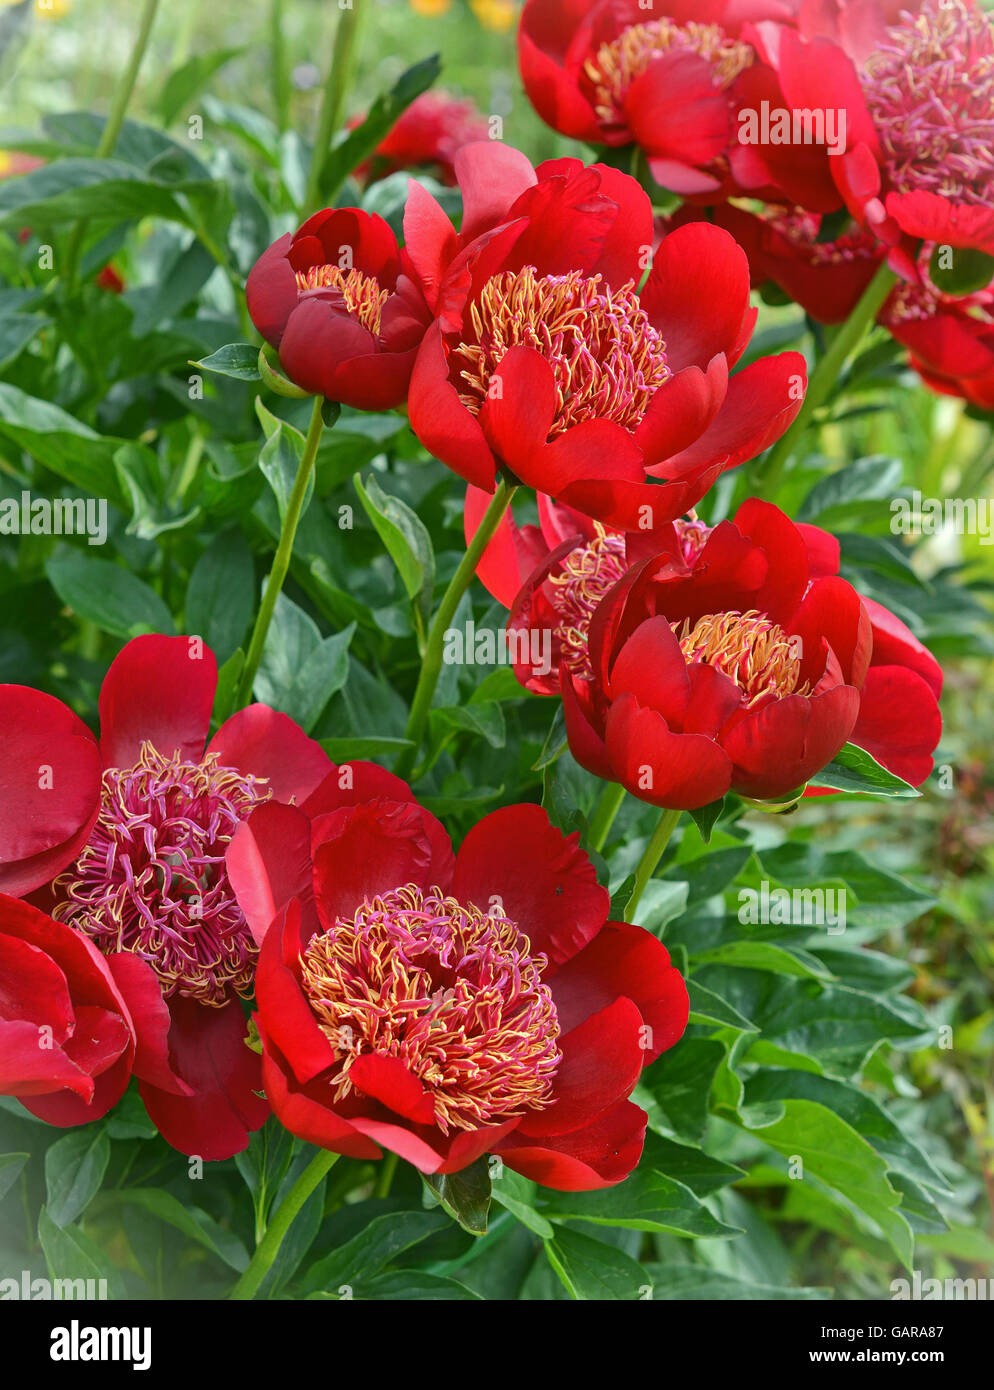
235;396;327;708
396;480;517;781
302;1;364;218
761;261;898;493
271;0;292;133
588;782;626;854
373;1152;399;1199
230;1150;339;1300
65;0;161;288
625;808;682;922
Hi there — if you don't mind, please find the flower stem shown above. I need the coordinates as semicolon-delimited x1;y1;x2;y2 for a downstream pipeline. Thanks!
271;0;292;133
65;0;160;288
396;480;517;781
624;808;682;922
302;0;364;218
230;1150;339;1300
236;396;327;708
588;782;626;854
373;1152;399;1199
761;260;898;493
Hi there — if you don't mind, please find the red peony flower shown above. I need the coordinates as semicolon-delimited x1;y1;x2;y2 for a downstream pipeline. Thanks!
745;0;994;256
0;894;184;1126
405;142;806;530
557;499;870;807
517;0;800;197
353;90;491;187
246;208;431;409
227;765;689;1190
0;635;334;1159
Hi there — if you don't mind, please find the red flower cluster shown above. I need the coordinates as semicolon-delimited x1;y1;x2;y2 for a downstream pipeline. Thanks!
0;635;333;1158
227;766;688;1189
353;90;491;187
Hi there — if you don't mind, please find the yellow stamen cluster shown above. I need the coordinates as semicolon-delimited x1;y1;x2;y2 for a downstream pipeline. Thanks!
549;524;627;679
294;263;389;336
673;609;809;706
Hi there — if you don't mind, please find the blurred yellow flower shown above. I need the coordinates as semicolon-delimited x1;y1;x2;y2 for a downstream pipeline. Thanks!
0;0;71;16
409;0;452;15
470;0;517;32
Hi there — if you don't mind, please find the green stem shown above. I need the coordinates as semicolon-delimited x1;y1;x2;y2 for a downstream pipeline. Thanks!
271;0;292;134
236;396;327;708
588;782;626;854
302;1;364;218
65;0;160;288
624;808;682;923
230;1150;339;1300
761;261;898;493
396;480;517;780
373;1152;399;1199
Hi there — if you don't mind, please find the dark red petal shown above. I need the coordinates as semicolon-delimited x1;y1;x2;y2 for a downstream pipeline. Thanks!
724;686;860;799
452;803;608;970
624;49;732;166
0;923;73;1032
21;1052;132;1125
605;694;733;810
258;1022;382;1159
207;705;331;805
99;635;216;769
454;141;537;241
477;344;558;466
863;597;942;696
635;356;729;467
495;1099;647;1190
560;671;614;780
311;801;436;927
465;485;550;608
409;322;498;489
642;223;753;373
850;665;942;787
0;1018;92;1099
348;1053;436;1125
227;802;315;946
790;576;871;687
140;996;269;1160
403;178;459;311
246;234;297;346
256;901;336;1086
609;617;690;725
796;521;841;578
550;920;688;1063
105;952;190;1097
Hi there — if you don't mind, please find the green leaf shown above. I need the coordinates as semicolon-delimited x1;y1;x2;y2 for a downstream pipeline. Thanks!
538;1166;741;1239
319;55;442;202
300;1210;448;1294
44;1128;111;1228
185;529;255;664
158;46;245;126
0;158;201;228
0;1153;28;1204
544;1226;648;1300
643;1264;830;1300
637;1038;726;1144
0;312;49;369
929;244;994;295
490;1170;555;1239
195;342;261;381
256;400;312;525
354;471;435;631
813;743;920;798
46;548;174;639
37;1206;124;1299
319;734;414;761
432;701;506;749
254;593;354;733
688;796;726;843
743;1098;914;1268
351;1271;482;1300
0;382;129;508
424;1156;491;1236
112;1189;249;1272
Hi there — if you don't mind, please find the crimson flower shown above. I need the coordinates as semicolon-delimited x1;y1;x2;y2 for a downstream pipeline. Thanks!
0;635;334;1159
517;0;799;197
557;499;869;807
247;208;431;409
0;895;183;1126
227;765;689;1190
406;142;806;530
353;90;491;187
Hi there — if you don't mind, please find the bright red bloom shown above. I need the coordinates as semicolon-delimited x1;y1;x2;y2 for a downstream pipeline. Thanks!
353;90;491;187
406;143;806;530
518;0;800;197
0;894;184;1126
882;271;994;411
246;208;431;409
228;767;689;1190
558;499;870;807
0;635;334;1159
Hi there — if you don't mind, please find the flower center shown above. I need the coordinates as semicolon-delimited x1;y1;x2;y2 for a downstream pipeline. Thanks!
294;263;389;335
673;515;712;567
548;524;627;679
53;742;270;1007
767;210;881;266
673;609;809;706
861;0;994;205
584;19;754;124
453;265;670;437
299;884;561;1134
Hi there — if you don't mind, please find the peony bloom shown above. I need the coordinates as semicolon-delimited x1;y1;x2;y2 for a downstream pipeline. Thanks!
746;0;994;256
0;894;184;1126
0;635;334;1158
353;90;491;188
517;0;800;197
246;208;431;410
557;499;870;807
227;765;689;1190
406;143;806;530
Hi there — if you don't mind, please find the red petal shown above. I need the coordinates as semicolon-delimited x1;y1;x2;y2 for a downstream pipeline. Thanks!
207;705;331;804
348;1053;436;1125
642;223;754;373
258;1022;382;1159
496;1099;647;1190
850;665;942;787
226;801;315;946
99;635;216;769
604;694;733;810
106;952;190;1096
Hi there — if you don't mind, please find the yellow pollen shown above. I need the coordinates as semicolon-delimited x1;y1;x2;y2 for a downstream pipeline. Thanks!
294;263;389;335
673;609;809;707
549;524;627;679
585;19;755;124
453;265;669;437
